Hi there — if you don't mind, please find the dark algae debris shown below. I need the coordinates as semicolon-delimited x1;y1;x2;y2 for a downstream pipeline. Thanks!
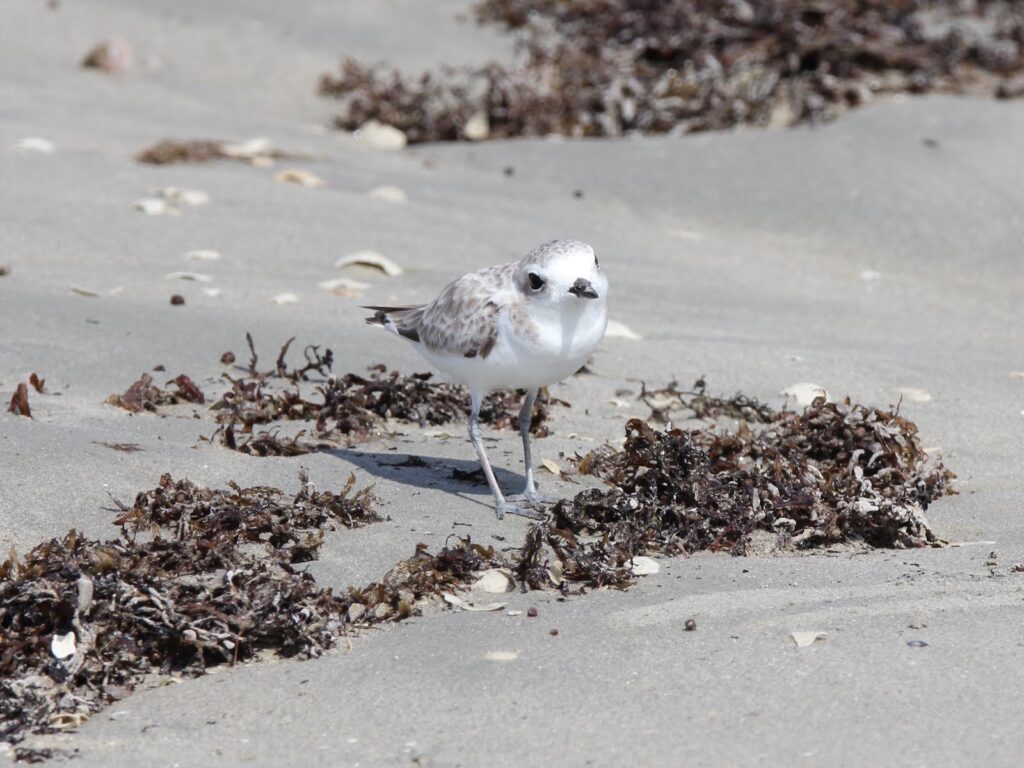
106;373;205;413
320;0;1024;143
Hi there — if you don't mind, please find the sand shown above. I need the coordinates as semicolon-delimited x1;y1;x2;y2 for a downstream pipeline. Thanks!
2;0;1024;765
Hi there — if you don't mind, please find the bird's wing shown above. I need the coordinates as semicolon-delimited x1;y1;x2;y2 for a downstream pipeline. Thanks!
409;265;515;358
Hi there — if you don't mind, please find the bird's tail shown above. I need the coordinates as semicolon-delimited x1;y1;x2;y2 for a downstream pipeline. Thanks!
362;305;422;342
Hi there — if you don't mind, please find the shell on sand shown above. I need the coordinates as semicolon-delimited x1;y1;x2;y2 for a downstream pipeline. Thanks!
369;186;408;203
333;250;403;276
273;168;325;188
355;120;407;150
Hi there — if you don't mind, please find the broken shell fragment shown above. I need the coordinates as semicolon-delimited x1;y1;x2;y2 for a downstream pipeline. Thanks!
157;187;210;206
605;319;641;340
333;250;403;276
894;387;932;403
13;137;55;153
463;111;490;141
81;37;133;73
540;458;562;477
133;197;171;215
51;632;77;660
473;569;514;594
369;186;408;203
483;651;518;662
164;272;213;283
271;292;299;305
273;168;325;188
442;593;506;612
790;630;827;648
355;120;407;150
184;249;221;261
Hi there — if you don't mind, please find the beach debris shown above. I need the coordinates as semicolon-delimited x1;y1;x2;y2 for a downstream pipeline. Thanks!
92;441;143;453
170;294;185;306
895;387;932;403
28;374;45;393
106;373;204;413
7;383;32;418
684;619;697;632
781;382;829;406
0;266;8;277
221;352;236;365
272;292;299;305
605;320;641;340
273;168;326;188
527;607;538;618
12;137;55;153
483;651;518;662
369;186;408;203
473;569;515;594
791;631;827;648
1010;372;1024;380
81;37;133;73
163;271;213;283
321;2;1024;143
136;138;299;166
907;640;929;648
184;249;221;261
549;629;559;636
333;250;403;276
628;556;660;576
203;288;223;298
859;269;882;282
354;120;407;150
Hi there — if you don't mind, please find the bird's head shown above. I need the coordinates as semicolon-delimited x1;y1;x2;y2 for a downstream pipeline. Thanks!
515;240;607;310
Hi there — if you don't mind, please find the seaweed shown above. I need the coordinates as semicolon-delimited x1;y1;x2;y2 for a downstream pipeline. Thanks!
320;0;1024;143
7;384;31;418
105;373;205;413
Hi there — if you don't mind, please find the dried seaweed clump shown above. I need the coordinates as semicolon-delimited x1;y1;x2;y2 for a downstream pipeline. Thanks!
106;373;205;413
320;0;1024;143
573;399;954;554
0;473;378;749
208;336;564;455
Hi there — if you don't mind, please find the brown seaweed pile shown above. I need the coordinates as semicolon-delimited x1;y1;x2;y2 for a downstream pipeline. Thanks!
106;373;205;413
320;0;1024;143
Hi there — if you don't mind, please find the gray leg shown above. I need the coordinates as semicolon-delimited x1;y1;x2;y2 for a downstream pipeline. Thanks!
467;390;544;521
507;388;552;507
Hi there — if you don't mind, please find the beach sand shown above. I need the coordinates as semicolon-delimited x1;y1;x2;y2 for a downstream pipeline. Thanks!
3;1;1024;765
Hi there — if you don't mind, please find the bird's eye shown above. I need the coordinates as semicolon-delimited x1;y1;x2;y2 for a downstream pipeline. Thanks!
528;272;545;290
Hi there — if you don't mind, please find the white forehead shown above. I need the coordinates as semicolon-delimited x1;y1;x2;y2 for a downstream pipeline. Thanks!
521;239;595;271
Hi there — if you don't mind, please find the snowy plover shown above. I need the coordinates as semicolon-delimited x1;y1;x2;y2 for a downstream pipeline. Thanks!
365;239;608;519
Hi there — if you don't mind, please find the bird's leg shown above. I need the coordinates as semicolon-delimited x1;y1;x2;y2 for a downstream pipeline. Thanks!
467;390;544;521
507;388;553;507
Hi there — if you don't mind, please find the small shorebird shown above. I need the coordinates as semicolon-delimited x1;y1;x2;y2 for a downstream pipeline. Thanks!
364;239;608;519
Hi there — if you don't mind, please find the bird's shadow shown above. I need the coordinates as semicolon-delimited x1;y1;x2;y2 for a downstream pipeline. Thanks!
323;445;527;507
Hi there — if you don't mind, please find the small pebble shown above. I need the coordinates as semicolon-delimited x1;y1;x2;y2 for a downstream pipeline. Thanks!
527;607;538;618
220;352;236;365
572;189;584;199
684;619;697;632
907;640;929;648
170;294;185;306
549;628;559;636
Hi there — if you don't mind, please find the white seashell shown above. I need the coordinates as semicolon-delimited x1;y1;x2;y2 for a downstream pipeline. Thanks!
781;382;830;406
369;186;408;203
483;651;518;662
894;387;932;403
628;556;660;576
133;197;169;215
14;137;55;153
184;249;221;261
355;120;407;150
473;569;514;594
51;632;77;659
605;319;642;340
463;111;490;141
221;137;272;159
333;250;403;276
859;269;882;282
69;285;102;297
203;288;223;298
164;272;212;283
790;630;827;648
272;292;299;305
273;168;325;188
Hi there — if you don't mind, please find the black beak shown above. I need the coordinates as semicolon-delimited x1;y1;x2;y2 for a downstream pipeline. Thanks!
568;277;598;299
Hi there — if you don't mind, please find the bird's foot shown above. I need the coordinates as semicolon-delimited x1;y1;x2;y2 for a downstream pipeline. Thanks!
506;490;555;508
495;500;547;521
